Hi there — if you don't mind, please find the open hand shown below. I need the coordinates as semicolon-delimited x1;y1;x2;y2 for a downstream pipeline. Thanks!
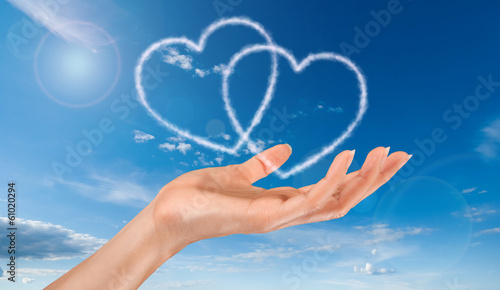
153;145;411;246
46;144;411;290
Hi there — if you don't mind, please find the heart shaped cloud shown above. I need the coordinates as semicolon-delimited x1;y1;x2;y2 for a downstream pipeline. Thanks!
222;44;368;179
134;17;278;155
135;17;368;179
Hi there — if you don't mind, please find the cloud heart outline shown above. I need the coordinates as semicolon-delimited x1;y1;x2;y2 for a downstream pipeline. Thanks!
134;17;278;154
222;44;368;179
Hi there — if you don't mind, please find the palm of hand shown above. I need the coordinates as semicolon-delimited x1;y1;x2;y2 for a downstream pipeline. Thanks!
154;145;410;245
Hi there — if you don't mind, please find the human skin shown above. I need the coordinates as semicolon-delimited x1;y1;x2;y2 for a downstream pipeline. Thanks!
45;145;411;289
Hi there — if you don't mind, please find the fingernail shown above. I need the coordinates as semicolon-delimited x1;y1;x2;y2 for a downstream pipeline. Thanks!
380;147;390;168
285;144;292;154
346;150;355;167
407;154;413;161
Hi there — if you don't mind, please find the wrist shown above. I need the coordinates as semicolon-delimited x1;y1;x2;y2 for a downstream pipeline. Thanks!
150;196;190;256
95;200;186;288
46;200;186;290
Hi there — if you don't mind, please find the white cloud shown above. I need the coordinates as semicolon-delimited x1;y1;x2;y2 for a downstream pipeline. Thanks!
223;242;340;264
314;103;343;113
135;19;367;179
176;142;192;154
317;104;324;109
478;190;488;194
22;277;34;284
162;48;193;70
133;130;155;143
295;110;307;117
219;43;367;179
354;223;432;245
196;152;214;166
452;205;497;222
0;218;106;260
212;63;226;74
209;132;232;141
328;106;343;113
354;262;393;275
159;142;176;151
470;242;481;247
314;102;326;111
321;271;442;290
232;247;302;262
371;249;378;256
153;280;214;289
315;278;370;288
465;207;497;221
215;157;223;165
475;227;500;236
303;244;340;252
179;161;189;167
160;138;193;155
248;139;266;152
14;268;67;277
59;173;155;205
462;187;477;194
161;49;226;79
155;224;429;286
476;118;500;159
194;68;210;78
161;49;224;79
167;136;186;143
161;255;260;273
6;0;117;51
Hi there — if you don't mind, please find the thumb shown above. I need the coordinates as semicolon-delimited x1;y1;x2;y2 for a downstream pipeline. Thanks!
239;144;292;183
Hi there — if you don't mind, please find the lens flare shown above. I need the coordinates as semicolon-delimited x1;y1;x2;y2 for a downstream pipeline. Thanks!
33;21;121;108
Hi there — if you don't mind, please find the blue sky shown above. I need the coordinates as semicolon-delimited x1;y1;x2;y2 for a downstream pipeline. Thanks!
1;0;500;289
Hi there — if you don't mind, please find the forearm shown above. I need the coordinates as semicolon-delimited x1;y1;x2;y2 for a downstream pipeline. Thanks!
46;200;185;290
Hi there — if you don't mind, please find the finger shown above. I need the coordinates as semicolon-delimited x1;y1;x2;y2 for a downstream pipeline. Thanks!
278;150;409;230
354;151;411;205
333;150;405;190
298;148;385;193
278;150;355;222
298;150;357;194
238;144;292;184
330;147;387;217
298;183;314;194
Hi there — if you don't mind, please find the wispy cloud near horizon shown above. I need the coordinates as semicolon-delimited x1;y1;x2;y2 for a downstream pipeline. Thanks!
475;227;500;236
476;118;500;159
0;217;106;260
57;172;156;206
353;262;394;275
7;0;117;51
